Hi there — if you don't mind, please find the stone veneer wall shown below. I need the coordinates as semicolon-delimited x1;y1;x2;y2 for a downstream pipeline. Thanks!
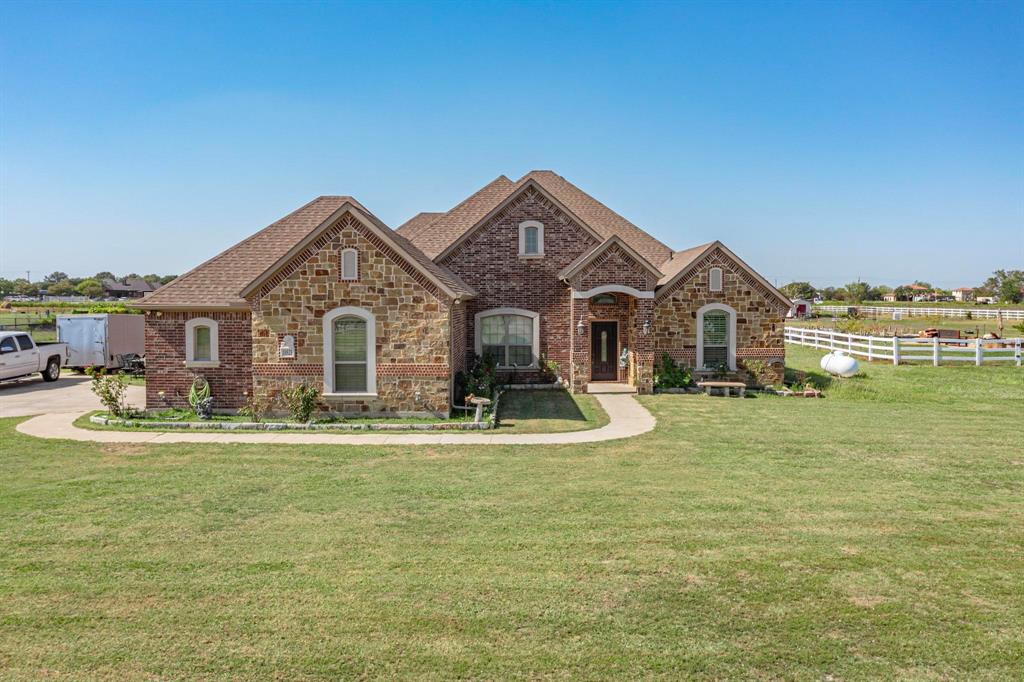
249;213;452;416
440;186;600;381
652;248;786;385
144;311;253;410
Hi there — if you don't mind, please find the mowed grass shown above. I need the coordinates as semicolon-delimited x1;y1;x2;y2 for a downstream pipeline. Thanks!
1;346;1022;679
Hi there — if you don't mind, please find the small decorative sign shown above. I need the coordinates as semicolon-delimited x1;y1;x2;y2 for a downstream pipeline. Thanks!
279;334;296;359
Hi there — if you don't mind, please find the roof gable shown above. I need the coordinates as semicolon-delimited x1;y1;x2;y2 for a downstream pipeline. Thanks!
655;241;792;310
401;171;674;266
559;236;663;283
140;196;473;310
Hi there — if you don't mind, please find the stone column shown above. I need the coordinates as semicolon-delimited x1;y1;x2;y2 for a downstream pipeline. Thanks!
633;298;655;394
570;295;590;393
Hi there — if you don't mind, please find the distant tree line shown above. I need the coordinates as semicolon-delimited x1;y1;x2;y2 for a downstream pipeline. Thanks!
0;271;177;298
781;269;1023;304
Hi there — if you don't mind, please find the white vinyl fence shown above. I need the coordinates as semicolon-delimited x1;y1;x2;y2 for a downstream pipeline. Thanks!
813;305;1024;321
785;327;1022;367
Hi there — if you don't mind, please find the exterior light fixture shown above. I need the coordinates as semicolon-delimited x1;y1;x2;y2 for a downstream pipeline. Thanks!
642;320;651;336
577;319;585;336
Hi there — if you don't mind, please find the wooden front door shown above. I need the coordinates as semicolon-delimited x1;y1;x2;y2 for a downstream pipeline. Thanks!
591;322;618;381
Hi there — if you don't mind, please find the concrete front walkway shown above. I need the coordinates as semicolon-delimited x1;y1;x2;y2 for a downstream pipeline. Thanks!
14;394;656;446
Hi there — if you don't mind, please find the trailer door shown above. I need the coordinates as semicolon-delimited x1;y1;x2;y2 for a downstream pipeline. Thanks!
58;317;106;368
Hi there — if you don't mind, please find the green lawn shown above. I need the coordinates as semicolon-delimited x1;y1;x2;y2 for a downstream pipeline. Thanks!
1;346;1022;679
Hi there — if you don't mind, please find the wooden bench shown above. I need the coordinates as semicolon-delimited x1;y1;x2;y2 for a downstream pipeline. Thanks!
697;381;747;398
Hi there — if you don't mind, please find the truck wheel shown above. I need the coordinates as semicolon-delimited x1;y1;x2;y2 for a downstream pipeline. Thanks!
42;357;61;382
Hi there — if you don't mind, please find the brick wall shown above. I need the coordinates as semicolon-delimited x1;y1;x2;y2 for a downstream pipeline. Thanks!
144;311;252;410
249;213;453;416
441;186;600;381
653;247;786;385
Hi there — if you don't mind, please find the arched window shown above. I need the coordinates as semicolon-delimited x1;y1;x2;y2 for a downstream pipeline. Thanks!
322;307;376;395
518;221;544;257
474;308;540;368
709;267;723;292
696;303;736;371
185;317;219;366
340;248;359;280
592;293;617;305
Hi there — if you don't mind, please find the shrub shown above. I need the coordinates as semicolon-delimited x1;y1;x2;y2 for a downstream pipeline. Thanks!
653;353;692;389
238;390;273;423
280;383;321;422
188;376;213;419
537;354;561;384
89;368;138;417
456;353;498;403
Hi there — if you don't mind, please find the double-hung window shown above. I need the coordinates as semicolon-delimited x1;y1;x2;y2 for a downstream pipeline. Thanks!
185;317;219;366
701;310;729;369
322;307;376;395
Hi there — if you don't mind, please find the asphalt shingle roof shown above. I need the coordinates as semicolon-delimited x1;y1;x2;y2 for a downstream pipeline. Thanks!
141;196;473;308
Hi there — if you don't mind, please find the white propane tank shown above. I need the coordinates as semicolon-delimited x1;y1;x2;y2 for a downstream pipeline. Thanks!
820;351;859;378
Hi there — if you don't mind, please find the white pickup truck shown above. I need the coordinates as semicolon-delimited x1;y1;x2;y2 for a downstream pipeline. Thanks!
0;331;70;382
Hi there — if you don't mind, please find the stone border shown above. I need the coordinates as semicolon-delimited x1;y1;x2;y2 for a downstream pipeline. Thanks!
17;394;655;445
90;392;504;432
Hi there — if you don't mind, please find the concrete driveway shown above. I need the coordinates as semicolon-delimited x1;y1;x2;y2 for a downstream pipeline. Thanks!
0;373;146;418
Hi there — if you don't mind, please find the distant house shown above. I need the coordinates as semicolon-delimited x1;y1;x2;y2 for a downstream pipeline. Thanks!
952;287;975;302
103;277;154;299
882;292;898;302
787;298;812;318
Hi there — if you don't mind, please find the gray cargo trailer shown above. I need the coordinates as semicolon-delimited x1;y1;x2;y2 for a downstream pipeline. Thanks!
57;314;145;370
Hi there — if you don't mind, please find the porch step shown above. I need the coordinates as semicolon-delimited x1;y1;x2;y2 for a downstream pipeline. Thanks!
587;382;637;394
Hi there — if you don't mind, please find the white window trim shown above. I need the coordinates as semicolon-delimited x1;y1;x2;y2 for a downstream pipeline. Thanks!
709;267;723;292
185;317;219;367
340;248;359;281
474;307;540;369
322;306;377;397
696;303;736;371
518;220;544;258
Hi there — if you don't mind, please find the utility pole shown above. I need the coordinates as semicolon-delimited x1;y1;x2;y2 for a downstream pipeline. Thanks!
26;270;31;283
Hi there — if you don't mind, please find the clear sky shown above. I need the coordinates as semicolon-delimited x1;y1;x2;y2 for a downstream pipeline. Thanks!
1;0;1021;289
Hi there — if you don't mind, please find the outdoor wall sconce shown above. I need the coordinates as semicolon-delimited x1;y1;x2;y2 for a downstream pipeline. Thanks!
577;319;585;335
642;320;651;336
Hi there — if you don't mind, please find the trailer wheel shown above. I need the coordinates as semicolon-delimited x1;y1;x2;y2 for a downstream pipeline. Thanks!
42;357;61;382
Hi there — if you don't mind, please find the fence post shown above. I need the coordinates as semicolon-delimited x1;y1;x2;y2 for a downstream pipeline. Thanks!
975;337;983;366
933;336;940;366
830;331;835;351
1016;339;1021;368
892;336;900;365
867;336;874;361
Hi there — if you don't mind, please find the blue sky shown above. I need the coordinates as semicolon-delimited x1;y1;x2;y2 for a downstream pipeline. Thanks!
1;0;1021;288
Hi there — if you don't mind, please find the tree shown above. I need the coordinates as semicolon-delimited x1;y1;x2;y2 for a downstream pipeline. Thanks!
912;280;933;290
893;286;911;301
999;277;1023;304
94;271;116;282
142;274;162;286
981;270;1023;303
13;279;38;296
844;281;871;304
159;274;177;285
47;279;76;296
780;281;816;300
0;278;13;296
819;287;839;301
76;278;105;298
44;271;69;283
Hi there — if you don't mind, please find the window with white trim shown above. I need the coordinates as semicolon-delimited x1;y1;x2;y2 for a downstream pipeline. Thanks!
322;307;376;395
475;308;539;368
702;310;729;369
185;317;219;366
696;303;736;371
709;267;723;292
518;221;544;257
341;248;358;280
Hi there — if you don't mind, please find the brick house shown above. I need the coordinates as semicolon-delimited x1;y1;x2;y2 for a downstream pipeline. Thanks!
139;171;790;416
